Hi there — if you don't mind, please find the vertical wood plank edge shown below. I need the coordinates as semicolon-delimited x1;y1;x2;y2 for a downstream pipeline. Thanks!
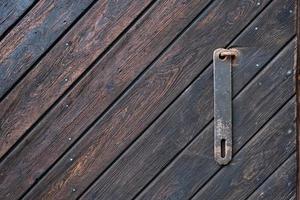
297;0;300;199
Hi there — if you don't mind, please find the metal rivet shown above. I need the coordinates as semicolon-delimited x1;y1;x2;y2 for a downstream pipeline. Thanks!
257;2;261;6
288;129;292;134
255;27;258;30
70;158;73;161
289;10;293;13
256;64;260;67
66;104;69;108
68;137;72;141
287;70;292;75
64;78;68;82
72;188;76;192
66;42;69;46
258;82;262;86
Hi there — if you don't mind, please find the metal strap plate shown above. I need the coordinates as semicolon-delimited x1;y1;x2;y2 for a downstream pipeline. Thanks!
213;48;236;165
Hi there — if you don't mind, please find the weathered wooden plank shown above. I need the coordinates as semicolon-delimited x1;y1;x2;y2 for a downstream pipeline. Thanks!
19;0;276;199
0;0;36;38
84;38;296;199
0;0;215;199
78;1;293;199
247;153;296;200
135;39;296;200
0;0;97;99
289;193;297;200
0;0;155;158
192;99;296;200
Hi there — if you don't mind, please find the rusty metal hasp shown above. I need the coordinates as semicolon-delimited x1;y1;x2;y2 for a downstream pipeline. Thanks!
213;48;237;165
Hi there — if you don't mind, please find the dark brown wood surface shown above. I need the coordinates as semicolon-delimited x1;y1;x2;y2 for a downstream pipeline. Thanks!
0;0;36;39
129;39;296;200
0;0;97;100
23;0;277;199
0;0;297;199
248;153;296;200
0;0;154;158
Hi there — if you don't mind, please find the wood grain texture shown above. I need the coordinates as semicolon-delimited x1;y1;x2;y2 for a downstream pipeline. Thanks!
0;0;154;158
0;0;96;99
19;0;277;199
78;1;296;199
0;0;215;199
290;194;297;200
0;0;296;199
0;0;156;199
192;99;296;200
0;0;36;38
135;38;296;200
247;153;296;200
86;39;296;200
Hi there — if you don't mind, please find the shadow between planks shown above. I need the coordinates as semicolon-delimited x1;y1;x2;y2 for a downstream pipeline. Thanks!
1;0;216;199
22;0;277;199
0;0;37;41
24;0;292;199
0;0;297;199
80;0;296;199
0;0;99;100
246;152;296;200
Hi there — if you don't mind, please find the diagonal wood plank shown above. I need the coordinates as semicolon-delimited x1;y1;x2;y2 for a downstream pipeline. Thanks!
0;0;216;199
0;0;97;99
191;98;296;200
289;194;297;200
76;1;296;199
19;0;276;199
247;153;296;200
0;1;296;199
83;38;293;199
135;38;296;200
0;0;155;158
0;0;36;38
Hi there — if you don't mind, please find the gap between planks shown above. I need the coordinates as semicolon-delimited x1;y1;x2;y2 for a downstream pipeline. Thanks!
0;0;38;41
17;0;217;198
77;1;283;198
0;0;158;162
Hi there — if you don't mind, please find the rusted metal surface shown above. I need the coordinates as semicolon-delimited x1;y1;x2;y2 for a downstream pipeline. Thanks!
0;0;296;199
213;48;237;165
219;49;238;58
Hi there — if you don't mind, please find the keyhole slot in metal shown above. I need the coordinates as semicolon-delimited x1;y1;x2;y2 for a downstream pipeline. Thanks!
220;139;226;158
213;48;237;165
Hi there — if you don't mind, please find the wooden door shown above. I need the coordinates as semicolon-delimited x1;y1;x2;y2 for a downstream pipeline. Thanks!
0;0;297;199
